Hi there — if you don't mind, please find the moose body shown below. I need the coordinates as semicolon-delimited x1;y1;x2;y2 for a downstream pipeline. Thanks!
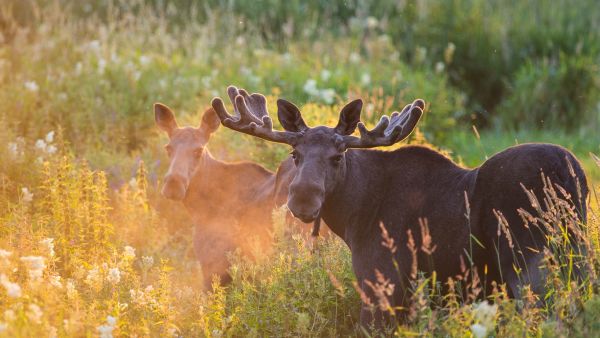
319;143;587;324
154;103;297;288
212;86;588;327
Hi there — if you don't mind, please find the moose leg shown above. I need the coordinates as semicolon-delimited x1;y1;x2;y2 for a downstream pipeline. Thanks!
193;227;235;289
503;251;546;302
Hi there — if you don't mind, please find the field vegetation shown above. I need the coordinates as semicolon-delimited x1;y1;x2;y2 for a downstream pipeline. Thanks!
0;0;599;336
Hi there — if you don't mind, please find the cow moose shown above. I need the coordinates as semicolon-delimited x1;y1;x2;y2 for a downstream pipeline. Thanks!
154;93;315;289
211;86;589;327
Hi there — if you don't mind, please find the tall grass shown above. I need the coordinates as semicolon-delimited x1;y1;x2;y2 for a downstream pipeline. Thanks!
0;0;600;336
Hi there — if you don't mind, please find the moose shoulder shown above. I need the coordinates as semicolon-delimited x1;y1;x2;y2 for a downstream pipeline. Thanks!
212;86;589;328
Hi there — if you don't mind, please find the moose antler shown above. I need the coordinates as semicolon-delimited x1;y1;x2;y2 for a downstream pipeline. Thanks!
343;99;425;148
211;86;300;145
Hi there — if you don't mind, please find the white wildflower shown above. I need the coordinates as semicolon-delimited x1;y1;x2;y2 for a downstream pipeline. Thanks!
435;61;445;74
0;249;12;264
98;58;107;74
20;256;46;281
49;274;62;288
4;309;15;322
35;139;47;151
87;40;101;53
66;279;77;299
49;326;58;338
0;322;6;333
470;301;498;338
75;62;83;75
128;177;138;189
366;16;379;29
97;315;117;338
57;92;68;101
303;79;319;96
21;187;33;203
349;52;361;64
141;256;154;268
40;238;55;257
84;266;102;288
360;72;371;86
106;267;121;285
7;142;18;157
319;89;336;104
139;55;151;66
46;145;57;154
26;304;43;324
45;131;55;143
24;81;39;92
0;274;21;298
123;246;136;260
320;69;332;81
470;323;488;338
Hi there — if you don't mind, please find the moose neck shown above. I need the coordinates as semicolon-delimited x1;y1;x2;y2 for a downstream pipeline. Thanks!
319;145;477;250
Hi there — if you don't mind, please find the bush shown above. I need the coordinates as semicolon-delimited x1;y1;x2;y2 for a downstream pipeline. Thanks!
498;55;600;130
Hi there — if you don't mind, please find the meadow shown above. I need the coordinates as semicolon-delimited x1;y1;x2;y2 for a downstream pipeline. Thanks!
0;0;599;336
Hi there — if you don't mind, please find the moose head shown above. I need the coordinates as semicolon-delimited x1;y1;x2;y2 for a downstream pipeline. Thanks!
154;103;221;201
211;86;424;222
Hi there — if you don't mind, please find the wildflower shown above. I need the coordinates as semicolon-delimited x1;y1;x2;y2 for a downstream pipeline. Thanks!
87;40;101;53
349;52;361;64
84;266;102;288
106;267;121;285
26;304;43;324
139;55;151;66
360;73;371;86
98;58;107;74
40;238;55;257
97;315;117;338
24;81;39;92
0;274;21;298
49;274;62;288
49;326;58;338
470;301;498;337
7;142;19;157
4;310;15;322
46;145;57;154
303;79;319;96
435;61;445;74
123;246;136;260
320;69;331;81
35;139;47;151
0;322;6;333
20;256;46;281
141;256;154;269
45;131;55;143
0;249;12;266
470;323;488;338
128;178;138;190
366;16;379;29
319;88;336;104
21;187;33;203
66;279;77;299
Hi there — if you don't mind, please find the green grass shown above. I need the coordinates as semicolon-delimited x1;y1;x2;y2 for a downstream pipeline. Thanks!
0;0;599;336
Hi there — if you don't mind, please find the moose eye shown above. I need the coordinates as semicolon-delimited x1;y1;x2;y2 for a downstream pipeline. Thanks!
165;145;173;156
331;155;343;165
291;151;300;165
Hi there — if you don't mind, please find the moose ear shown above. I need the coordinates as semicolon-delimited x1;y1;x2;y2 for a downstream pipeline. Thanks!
277;99;308;132
154;103;178;136
200;107;220;135
334;99;362;135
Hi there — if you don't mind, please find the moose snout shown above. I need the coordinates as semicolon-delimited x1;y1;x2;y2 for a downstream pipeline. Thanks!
161;174;188;201
287;182;324;222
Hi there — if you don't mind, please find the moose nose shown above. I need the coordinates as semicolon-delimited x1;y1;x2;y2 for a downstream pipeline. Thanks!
287;182;323;222
161;174;187;201
290;209;320;223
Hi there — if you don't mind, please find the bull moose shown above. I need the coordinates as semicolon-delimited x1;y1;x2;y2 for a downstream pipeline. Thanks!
211;86;588;327
154;93;311;289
